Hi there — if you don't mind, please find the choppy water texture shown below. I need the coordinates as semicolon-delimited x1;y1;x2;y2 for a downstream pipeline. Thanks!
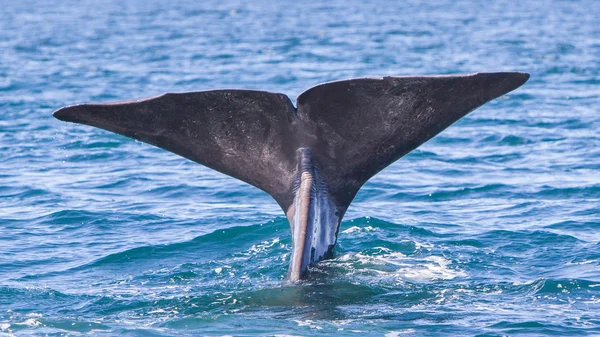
1;0;599;336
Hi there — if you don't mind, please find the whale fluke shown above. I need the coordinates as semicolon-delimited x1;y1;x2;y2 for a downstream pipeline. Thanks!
54;72;529;280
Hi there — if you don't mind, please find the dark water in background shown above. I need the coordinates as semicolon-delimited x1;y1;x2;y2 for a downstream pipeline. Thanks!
1;0;599;335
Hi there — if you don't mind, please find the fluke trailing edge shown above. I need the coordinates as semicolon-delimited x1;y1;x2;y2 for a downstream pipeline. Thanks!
54;72;529;281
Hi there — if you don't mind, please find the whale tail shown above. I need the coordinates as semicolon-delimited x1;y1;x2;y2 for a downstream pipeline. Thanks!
54;72;529;279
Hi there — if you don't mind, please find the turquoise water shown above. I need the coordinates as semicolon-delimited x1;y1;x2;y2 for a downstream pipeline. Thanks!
1;0;599;335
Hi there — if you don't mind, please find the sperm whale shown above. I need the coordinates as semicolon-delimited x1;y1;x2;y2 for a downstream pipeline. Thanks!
53;72;529;281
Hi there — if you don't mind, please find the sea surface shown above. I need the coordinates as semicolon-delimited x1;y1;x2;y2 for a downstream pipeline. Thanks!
1;0;599;336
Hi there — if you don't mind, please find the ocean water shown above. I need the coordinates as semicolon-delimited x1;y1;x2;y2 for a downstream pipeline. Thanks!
1;0;599;335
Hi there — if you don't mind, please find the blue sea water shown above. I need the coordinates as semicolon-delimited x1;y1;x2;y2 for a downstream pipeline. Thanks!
1;0;599;335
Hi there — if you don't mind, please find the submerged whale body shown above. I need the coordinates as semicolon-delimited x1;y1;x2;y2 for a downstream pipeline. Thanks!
54;72;529;281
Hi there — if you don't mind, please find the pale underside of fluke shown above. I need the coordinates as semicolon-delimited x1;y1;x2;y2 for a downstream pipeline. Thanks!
54;72;529;281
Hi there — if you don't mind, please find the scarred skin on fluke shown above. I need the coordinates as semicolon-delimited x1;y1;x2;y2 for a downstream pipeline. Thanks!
53;72;529;282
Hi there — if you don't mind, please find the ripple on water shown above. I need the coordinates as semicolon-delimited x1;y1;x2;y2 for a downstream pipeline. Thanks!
1;0;599;335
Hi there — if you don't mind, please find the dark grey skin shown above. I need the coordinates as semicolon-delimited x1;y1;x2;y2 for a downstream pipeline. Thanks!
53;72;529;281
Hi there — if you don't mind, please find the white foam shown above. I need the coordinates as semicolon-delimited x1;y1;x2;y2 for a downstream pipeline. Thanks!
147;308;168;314
342;226;376;234
294;319;322;330
15;318;42;327
248;237;281;255
413;240;434;250
565;259;597;265
337;251;466;281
